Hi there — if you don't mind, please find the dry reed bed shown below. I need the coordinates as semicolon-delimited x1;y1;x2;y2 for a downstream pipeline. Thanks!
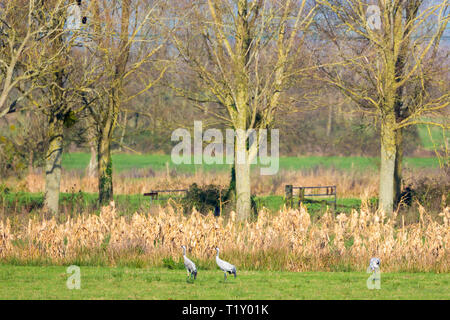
0;203;448;272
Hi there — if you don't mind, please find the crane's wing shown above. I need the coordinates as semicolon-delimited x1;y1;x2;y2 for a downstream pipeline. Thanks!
217;257;235;272
184;256;197;273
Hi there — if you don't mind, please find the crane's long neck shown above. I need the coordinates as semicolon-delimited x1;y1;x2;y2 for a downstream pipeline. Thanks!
216;249;219;258
182;247;186;256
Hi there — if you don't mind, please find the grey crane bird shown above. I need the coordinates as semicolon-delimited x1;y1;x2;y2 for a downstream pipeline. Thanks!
215;247;236;281
181;245;197;280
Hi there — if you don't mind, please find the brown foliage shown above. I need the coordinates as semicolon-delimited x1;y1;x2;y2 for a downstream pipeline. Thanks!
1;202;448;272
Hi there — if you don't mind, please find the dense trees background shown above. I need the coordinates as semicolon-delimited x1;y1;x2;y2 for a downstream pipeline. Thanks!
0;0;448;217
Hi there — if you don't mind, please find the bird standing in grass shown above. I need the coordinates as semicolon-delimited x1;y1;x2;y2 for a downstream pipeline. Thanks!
215;247;236;281
181;245;197;281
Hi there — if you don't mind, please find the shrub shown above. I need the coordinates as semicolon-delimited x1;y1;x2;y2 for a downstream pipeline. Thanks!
182;183;229;216
181;182;258;217
404;173;449;212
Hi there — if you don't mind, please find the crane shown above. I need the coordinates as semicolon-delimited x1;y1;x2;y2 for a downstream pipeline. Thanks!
181;245;197;281
215;247;236;281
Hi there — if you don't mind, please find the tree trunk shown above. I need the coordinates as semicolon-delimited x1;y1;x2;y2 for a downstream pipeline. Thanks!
27;110;34;177
28;150;33;177
227;163;236;202
87;145;97;178
379;113;397;214
235;126;251;220
94;0;130;206
326;105;333;137
86;119;98;178
118;110;128;151
394;127;403;206
98;132;113;206
44;115;64;215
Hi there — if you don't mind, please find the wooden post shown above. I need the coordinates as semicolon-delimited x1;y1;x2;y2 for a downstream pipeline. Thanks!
334;186;337;211
285;185;293;208
299;187;305;205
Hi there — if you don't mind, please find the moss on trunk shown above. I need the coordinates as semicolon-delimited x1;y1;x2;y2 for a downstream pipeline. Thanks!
98;135;113;206
44;115;64;215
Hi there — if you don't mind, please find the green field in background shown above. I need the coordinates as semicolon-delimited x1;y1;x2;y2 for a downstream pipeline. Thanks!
61;153;440;173
0;265;448;300
0;192;368;215
417;122;449;151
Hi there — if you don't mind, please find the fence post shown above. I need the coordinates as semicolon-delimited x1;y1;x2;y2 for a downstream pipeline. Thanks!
299;187;305;206
285;185;293;208
334;186;337;211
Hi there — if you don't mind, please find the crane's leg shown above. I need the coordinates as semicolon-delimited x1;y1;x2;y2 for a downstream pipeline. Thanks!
224;272;227;282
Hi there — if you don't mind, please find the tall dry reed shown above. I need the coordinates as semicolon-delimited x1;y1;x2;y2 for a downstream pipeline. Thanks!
19;167;379;198
1;203;448;272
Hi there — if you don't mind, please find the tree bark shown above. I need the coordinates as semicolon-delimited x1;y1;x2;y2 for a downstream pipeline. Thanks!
227;163;236;203
232;0;252;221
98;130;113;206
235;124;251;220
326;105;333;137
394;127;403;206
28;150;34;177
94;0;130;206
86;118;98;178
118;110;128;151
44;115;64;215
87;145;97;178
379;112;397;214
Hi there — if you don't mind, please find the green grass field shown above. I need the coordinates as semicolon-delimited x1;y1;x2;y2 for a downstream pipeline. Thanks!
60;123;446;172
0;265;448;299
0;191;370;216
61;153;440;173
417;123;449;151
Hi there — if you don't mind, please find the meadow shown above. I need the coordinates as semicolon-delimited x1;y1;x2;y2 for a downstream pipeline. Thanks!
1;266;448;299
416;122;449;151
1;203;448;272
0;153;447;300
60;152;440;172
0;191;372;221
1;153;442;223
1;0;448;301
60;122;447;172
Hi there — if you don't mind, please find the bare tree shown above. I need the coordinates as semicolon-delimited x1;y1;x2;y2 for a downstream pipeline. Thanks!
314;0;449;213
169;0;317;220
0;0;69;119
22;0;97;214
85;0;167;205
